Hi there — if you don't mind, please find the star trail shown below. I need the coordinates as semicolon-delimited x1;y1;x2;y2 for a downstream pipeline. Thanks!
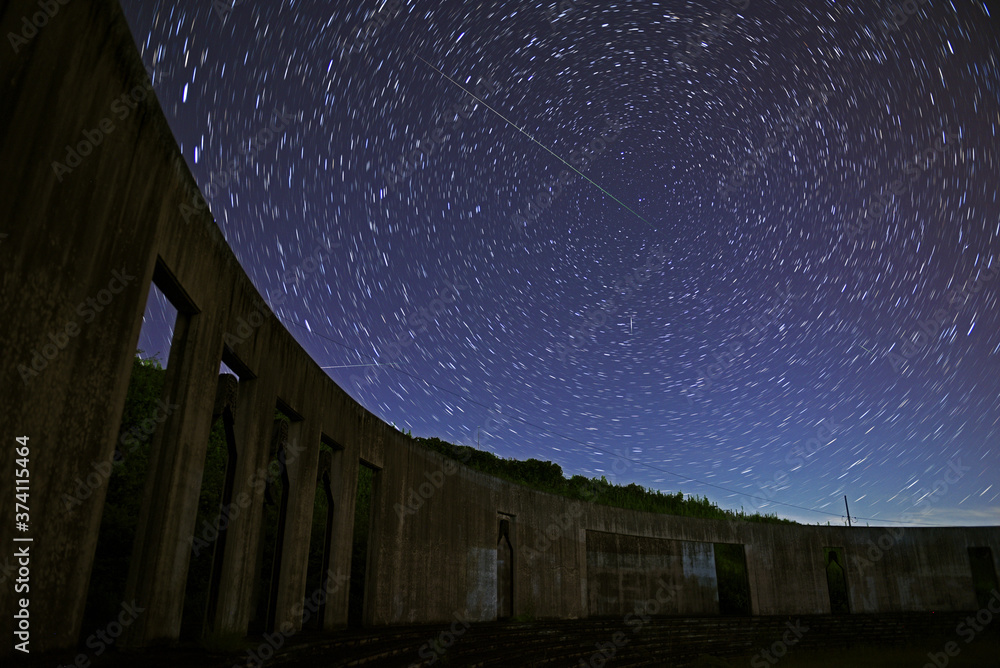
120;0;999;526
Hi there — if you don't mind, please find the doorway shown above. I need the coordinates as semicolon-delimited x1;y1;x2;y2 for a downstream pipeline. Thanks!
497;516;514;619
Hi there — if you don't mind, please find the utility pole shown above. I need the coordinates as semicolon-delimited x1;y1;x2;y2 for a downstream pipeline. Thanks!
477;427;480;450
844;495;852;527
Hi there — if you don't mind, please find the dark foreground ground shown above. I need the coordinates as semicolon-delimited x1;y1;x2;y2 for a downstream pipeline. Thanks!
12;613;1000;667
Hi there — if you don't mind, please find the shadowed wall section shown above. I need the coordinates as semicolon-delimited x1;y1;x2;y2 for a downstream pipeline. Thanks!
585;531;718;617
1;0;999;658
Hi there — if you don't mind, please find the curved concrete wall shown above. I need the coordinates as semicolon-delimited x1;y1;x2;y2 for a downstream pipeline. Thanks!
374;442;1000;624
1;0;998;657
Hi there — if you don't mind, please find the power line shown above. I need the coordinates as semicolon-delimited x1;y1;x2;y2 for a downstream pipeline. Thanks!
284;318;944;527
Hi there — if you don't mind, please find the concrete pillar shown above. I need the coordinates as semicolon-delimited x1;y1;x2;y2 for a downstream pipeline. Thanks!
0;0;159;655
121;309;223;646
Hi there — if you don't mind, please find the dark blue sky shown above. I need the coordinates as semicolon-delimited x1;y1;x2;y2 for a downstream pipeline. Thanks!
119;0;999;526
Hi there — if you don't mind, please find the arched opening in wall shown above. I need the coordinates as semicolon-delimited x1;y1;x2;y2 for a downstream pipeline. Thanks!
348;461;377;627
713;543;751;616
497;516;514;620
824;547;850;614
178;373;233;639
250;402;301;634
179;349;251;639
302;437;340;629
206;350;255;631
968;547;999;608
81;279;178;639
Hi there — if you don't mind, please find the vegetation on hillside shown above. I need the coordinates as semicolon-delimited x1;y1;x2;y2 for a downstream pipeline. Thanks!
414;436;795;524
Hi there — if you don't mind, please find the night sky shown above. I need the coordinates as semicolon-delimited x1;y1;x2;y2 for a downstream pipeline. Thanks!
117;0;999;526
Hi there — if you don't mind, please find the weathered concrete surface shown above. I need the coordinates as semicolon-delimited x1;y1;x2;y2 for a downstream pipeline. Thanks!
0;0;392;653
585;531;718;616
2;0;999;659
2;0;179;653
366;437;1000;623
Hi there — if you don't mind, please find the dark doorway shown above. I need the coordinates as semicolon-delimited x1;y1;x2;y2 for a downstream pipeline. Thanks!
181;371;238;640
348;462;375;626
497;517;514;619
203;373;239;632
303;441;337;629
713;543;751;616
969;547;999;609
250;410;295;634
824;547;850;614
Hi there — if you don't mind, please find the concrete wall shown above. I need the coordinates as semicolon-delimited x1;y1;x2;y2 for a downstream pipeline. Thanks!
0;0;395;652
368;440;1000;623
585;531;719;617
1;0;998;658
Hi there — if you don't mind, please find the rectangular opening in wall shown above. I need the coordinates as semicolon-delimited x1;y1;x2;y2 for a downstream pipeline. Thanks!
219;358;238;377
713;543;751;616
497;514;514;620
221;344;256;380
180;371;237;639
823;546;850;614
180;349;249;639
135;270;181;367
349;461;376;627
82;280;177;635
968;547;999;609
